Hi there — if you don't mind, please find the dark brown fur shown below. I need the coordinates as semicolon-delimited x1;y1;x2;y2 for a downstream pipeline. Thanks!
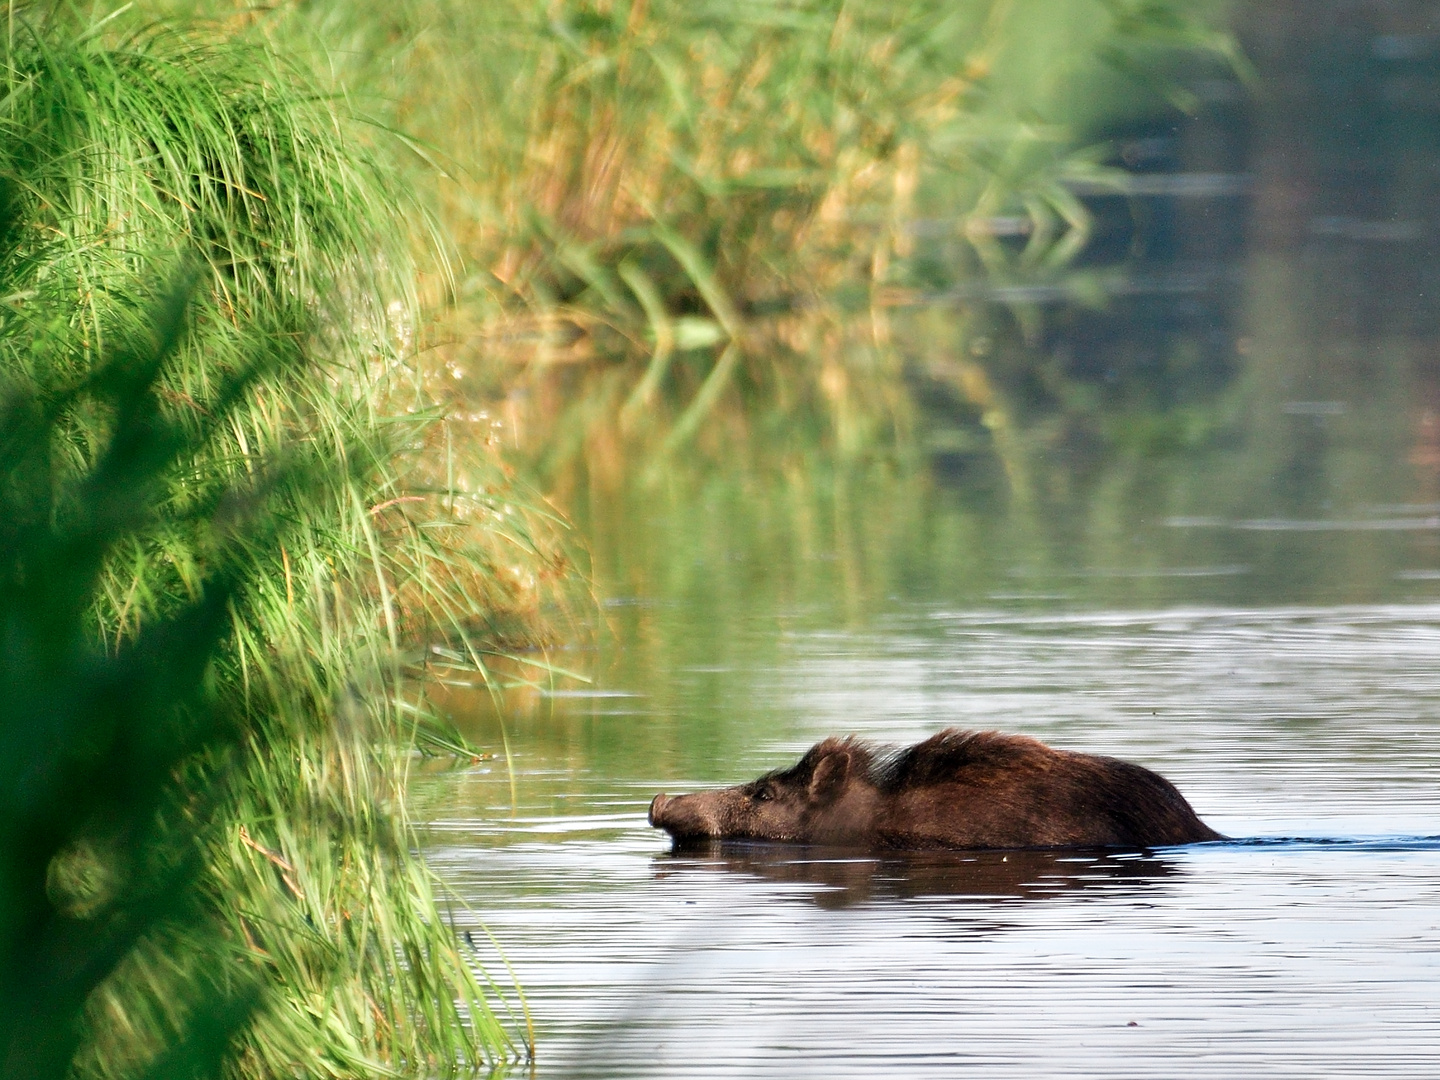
648;729;1223;850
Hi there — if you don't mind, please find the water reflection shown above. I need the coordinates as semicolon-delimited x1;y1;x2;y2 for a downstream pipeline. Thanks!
652;845;1182;910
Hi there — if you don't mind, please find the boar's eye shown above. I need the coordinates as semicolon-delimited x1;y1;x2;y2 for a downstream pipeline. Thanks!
752;784;773;803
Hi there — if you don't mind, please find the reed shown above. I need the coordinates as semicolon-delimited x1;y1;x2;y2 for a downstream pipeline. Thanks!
0;5;557;1076
191;0;1235;483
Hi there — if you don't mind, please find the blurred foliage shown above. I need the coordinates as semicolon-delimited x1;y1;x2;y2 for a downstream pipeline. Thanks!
161;0;1238;491
208;0;1232;472
0;279;283;1080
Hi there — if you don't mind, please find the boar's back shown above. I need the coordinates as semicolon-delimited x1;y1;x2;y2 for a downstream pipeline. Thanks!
870;730;1221;848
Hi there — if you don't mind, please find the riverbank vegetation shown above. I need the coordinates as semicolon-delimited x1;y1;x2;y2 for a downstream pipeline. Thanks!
181;0;1234;488
0;6;562;1077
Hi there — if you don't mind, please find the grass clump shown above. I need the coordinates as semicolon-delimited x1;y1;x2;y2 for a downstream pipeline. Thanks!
0;6;558;1077
0;279;288;1080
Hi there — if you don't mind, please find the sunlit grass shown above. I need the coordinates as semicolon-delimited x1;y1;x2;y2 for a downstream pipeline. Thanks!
0;5;565;1075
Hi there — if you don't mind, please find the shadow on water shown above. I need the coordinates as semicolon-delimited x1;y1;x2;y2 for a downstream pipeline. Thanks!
651;842;1184;910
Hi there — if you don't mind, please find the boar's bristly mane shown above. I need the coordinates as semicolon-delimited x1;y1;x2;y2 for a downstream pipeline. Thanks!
767;730;1050;794
868;729;1052;793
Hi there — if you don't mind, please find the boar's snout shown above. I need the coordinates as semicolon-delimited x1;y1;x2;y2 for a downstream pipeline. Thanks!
648;790;722;840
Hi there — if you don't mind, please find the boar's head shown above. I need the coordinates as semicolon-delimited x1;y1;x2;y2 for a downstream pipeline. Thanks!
648;738;876;845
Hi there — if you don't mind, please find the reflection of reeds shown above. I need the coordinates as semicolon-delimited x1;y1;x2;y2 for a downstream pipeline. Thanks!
1;8;557;1076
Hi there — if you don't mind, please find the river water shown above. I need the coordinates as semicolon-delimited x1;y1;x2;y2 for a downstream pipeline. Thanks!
426;600;1440;1078
423;8;1440;1077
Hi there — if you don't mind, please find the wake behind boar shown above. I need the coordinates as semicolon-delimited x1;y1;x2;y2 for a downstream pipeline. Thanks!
648;729;1223;850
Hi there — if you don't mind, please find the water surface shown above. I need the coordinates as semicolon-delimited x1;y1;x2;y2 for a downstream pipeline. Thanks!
426;603;1440;1078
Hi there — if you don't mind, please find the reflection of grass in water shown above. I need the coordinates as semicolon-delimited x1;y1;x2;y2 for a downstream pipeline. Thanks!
0;8;564;1077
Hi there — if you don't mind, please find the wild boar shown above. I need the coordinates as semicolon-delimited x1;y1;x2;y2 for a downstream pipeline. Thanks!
648;729;1223;850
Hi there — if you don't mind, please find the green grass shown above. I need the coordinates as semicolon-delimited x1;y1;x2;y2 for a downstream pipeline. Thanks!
0;279;268;1080
0;5;563;1076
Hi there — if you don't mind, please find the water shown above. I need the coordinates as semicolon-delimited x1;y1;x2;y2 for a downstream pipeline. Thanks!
423;603;1440;1078
423;7;1440;1076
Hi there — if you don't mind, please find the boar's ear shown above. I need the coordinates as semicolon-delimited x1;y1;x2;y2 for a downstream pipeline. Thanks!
808;750;851;804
